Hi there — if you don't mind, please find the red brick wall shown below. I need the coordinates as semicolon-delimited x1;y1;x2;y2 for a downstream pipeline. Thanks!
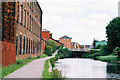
0;41;16;66
59;39;71;48
41;40;46;55
42;31;50;39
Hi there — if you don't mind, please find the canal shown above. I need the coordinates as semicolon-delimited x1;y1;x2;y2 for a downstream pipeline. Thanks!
54;58;120;79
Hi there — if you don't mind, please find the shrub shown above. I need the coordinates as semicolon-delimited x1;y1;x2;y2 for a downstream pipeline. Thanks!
37;55;41;59
44;45;52;56
95;44;102;49
100;45;110;56
47;40;57;53
113;47;120;60
15;60;23;65
50;58;55;69
51;69;65;79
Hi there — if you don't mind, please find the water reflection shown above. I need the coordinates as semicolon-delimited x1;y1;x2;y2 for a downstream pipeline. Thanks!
54;58;120;79
107;63;120;79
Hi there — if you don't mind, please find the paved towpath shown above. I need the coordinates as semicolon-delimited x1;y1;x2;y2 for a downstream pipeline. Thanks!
5;50;58;78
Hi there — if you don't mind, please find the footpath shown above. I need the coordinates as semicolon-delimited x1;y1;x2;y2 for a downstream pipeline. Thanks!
4;50;58;78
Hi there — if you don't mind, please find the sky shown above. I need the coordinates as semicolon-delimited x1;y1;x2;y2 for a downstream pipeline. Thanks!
38;0;120;45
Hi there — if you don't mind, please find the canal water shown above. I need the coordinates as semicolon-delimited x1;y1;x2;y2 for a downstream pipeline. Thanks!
54;58;120;79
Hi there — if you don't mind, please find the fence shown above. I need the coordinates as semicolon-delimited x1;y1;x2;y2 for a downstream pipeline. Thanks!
0;41;16;66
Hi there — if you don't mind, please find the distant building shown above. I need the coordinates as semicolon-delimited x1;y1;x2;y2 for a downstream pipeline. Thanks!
71;42;82;49
59;35;72;48
95;40;107;47
42;29;63;46
81;45;91;49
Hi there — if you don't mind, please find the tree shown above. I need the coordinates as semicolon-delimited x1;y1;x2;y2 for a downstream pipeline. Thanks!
106;17;120;53
44;40;58;56
44;45;52;56
46;40;57;53
95;44;102;49
92;39;98;48
113;47;120;60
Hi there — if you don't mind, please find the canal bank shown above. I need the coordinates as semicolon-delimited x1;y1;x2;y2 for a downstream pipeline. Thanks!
43;47;120;79
81;53;120;64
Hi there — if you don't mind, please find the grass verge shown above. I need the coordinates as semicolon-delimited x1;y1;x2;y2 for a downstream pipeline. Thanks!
96;55;118;63
2;54;48;78
43;58;66;79
42;59;52;78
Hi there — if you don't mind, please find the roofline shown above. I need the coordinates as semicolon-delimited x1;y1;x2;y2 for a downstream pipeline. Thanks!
41;38;47;43
51;38;64;45
42;31;50;32
36;0;43;13
59;37;72;39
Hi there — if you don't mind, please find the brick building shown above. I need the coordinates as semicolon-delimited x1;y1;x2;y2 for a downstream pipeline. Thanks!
71;42;82;49
42;29;63;46
0;1;43;66
59;35;72;48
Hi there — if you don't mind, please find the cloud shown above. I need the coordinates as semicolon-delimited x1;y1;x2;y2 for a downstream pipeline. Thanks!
38;0;118;45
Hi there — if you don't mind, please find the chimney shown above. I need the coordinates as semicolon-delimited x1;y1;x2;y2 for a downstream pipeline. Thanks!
50;33;53;38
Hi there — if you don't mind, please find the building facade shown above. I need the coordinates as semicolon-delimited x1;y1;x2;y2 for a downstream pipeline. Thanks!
71;42;82;49
42;29;63;46
59;35;72;48
0;1;43;66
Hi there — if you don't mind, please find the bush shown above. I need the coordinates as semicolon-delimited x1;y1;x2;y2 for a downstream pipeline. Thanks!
100;45;110;56
45;45;52;56
47;40;58;53
15;59;23;65
113;47;120;60
95;44;102;49
51;69;65;79
96;56;117;63
50;58;55;69
37;55;41;59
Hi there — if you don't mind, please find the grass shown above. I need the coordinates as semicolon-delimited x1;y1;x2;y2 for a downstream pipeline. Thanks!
0;66;2;78
42;59;52;78
96;55;118;63
2;54;48;78
43;58;66;79
81;50;120;63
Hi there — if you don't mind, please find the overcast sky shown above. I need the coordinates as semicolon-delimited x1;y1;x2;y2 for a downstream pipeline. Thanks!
38;0;119;45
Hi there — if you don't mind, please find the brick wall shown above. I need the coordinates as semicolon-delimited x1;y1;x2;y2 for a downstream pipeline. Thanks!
1;1;43;66
59;39;71;48
0;41;16;66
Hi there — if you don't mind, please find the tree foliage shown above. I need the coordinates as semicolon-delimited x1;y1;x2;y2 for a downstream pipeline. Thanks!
106;17;120;53
113;47;120;60
44;40;57;56
92;39;98;48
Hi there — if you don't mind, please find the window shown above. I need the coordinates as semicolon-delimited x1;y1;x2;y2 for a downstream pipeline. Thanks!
31;40;32;54
21;4;23;25
19;35;22;55
23;36;25;54
19;4;21;23
29;39;30;54
24;9;26;27
26;38;28;54
37;41;39;52
27;12;29;29
33;41;35;54
29;16;31;31
17;2;19;22
16;36;18;55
